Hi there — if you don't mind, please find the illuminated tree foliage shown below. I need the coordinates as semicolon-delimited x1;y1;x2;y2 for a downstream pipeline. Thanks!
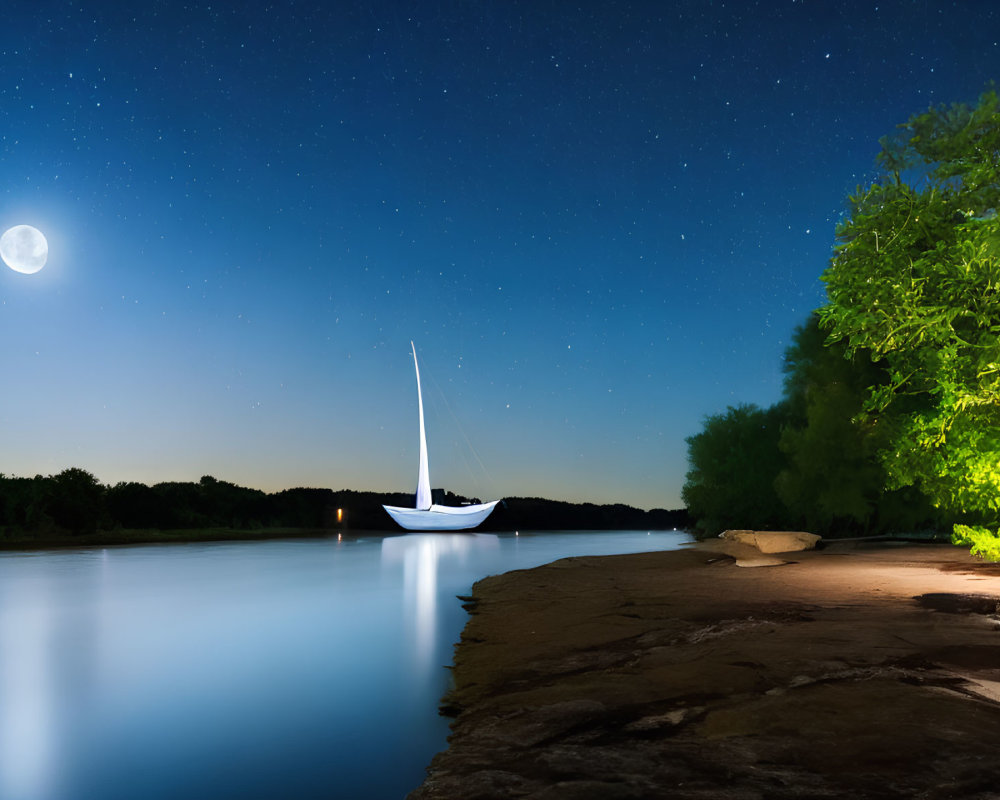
819;89;1000;556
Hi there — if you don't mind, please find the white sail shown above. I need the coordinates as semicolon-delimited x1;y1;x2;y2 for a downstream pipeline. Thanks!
412;342;432;512
383;342;500;532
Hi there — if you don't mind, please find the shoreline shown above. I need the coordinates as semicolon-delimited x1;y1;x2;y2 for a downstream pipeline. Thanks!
0;526;684;552
410;541;1000;799
0;526;343;551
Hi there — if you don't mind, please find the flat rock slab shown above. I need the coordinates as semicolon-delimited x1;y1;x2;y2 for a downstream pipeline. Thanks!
721;529;822;553
409;542;1000;799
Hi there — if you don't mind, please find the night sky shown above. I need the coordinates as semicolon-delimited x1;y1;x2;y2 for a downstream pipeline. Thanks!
0;1;996;511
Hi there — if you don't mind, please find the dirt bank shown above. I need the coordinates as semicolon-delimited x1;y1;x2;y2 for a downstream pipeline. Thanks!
409;542;1000;799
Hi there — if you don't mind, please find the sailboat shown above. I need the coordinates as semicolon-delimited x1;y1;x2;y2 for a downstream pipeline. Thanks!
383;343;500;531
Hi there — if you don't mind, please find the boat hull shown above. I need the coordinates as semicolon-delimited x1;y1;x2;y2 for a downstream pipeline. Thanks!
383;501;500;531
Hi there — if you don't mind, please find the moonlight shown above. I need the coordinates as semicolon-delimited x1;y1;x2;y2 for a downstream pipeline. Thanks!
0;225;48;274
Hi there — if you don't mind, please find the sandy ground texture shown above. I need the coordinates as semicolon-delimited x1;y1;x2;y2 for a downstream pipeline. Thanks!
408;541;1000;800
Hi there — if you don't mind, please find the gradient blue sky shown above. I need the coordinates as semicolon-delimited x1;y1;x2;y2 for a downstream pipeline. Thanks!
0;1;996;510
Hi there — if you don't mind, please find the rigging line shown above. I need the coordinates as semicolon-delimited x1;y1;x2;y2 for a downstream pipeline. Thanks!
431;370;494;483
425;381;478;490
423;364;497;493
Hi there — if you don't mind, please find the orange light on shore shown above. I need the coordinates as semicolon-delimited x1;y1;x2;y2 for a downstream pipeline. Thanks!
337;508;344;523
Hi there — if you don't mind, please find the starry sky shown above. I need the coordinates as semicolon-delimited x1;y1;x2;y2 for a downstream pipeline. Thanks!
0;1;996;511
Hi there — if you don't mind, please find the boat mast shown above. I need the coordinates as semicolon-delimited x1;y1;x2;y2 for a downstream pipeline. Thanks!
411;342;432;511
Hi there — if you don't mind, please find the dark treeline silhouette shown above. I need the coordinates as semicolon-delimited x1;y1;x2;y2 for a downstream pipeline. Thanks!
0;468;688;541
480;497;688;532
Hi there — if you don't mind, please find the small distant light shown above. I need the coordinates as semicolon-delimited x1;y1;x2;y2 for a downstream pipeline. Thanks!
337;508;344;523
515;531;519;536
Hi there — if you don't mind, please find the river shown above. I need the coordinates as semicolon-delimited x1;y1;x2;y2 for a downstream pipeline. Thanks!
0;530;691;800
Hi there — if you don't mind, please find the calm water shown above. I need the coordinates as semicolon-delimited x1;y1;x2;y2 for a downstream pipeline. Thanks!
0;530;690;800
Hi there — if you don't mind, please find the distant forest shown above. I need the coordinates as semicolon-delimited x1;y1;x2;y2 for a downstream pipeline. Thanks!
0;468;689;542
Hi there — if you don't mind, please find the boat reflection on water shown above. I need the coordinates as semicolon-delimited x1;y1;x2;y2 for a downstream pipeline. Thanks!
381;534;499;679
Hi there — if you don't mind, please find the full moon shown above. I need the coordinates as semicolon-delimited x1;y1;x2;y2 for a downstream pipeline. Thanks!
0;225;48;274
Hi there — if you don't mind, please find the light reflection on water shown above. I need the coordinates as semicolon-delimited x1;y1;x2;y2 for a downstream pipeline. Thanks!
381;534;499;684
0;530;689;800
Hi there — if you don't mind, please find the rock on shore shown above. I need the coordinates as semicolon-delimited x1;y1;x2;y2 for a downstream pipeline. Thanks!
719;529;822;553
409;542;1000;799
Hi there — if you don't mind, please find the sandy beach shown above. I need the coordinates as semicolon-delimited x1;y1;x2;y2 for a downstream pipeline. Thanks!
409;541;1000;799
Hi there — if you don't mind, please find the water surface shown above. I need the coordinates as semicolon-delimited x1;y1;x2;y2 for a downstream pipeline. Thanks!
0;530;690;799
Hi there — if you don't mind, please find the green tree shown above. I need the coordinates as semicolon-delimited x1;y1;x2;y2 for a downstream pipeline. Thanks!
47;468;106;535
0;474;54;536
197;475;267;528
682;403;789;538
776;315;938;535
107;481;162;529
819;89;1000;556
